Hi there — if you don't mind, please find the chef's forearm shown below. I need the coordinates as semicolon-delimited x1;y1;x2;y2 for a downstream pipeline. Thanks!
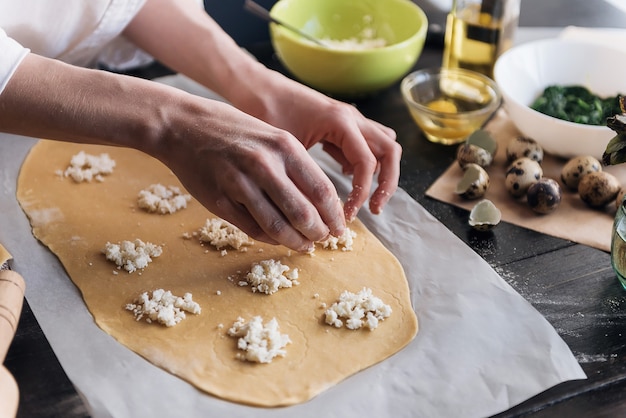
0;53;188;155
121;0;275;117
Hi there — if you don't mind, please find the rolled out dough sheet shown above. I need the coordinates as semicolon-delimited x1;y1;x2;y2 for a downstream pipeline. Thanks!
16;140;418;407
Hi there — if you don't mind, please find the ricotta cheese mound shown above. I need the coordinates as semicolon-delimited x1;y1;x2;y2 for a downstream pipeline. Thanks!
125;289;201;327
321;36;387;50
324;287;392;331
137;184;191;214
246;259;299;295
317;227;357;251
62;151;116;182
103;239;163;273
227;316;291;363
199;218;254;250
320;18;387;51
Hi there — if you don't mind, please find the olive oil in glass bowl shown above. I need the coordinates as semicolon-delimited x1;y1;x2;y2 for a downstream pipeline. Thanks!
401;67;501;145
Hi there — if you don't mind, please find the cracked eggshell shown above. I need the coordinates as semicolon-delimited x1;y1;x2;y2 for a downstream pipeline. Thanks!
578;171;621;208
506;136;544;163
527;177;562;214
456;129;497;169
505;157;543;198
455;163;490;199
468;199;501;231
468;129;498;156
560;155;602;191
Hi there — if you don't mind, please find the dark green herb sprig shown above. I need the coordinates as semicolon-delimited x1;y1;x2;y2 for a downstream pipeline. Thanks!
532;85;622;126
602;96;626;166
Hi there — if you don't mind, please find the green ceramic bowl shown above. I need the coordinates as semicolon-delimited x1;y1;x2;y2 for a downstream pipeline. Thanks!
269;0;428;97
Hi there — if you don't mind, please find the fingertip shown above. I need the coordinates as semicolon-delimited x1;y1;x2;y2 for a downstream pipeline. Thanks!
343;201;357;223
334;195;347;228
344;203;358;223
330;222;346;238
298;241;315;254
369;188;391;214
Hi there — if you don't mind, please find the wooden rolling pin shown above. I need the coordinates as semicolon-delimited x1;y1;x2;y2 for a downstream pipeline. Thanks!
0;244;25;418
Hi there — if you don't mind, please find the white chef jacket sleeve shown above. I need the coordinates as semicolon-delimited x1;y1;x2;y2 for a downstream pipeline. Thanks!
97;0;206;71
92;0;154;71
0;27;29;95
97;36;154;71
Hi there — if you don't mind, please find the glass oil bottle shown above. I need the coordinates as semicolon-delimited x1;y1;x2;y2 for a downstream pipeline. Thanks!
442;0;520;78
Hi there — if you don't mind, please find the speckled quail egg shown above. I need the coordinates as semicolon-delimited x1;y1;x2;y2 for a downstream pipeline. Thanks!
505;157;543;198
578;171;621;208
455;163;490;199
468;199;501;231
457;143;492;169
456;129;497;169
526;177;562;214
560;155;602;191
506;136;544;164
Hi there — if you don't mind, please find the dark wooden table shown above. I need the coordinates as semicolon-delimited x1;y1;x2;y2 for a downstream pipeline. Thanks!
6;1;626;417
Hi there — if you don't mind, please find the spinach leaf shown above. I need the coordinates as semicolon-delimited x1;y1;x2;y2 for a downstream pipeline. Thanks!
530;85;621;126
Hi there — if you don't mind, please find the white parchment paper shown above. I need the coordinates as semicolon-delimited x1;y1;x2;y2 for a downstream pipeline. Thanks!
0;74;585;418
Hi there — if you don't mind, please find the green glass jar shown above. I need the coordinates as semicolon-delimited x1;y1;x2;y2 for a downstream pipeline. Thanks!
611;195;626;290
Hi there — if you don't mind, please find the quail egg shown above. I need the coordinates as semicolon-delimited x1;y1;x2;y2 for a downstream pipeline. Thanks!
578;171;621;208
468;199;501;231
457;143;493;169
455;163;490;199
456;129;497;169
560;155;602;191
506;136;543;163
526;177;562;214
505;157;543;198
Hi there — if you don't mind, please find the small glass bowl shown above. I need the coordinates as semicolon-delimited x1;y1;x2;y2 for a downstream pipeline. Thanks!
401;67;502;145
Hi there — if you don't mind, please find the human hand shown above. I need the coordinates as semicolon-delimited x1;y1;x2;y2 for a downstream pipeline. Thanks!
310;102;401;222
152;98;346;252
237;75;401;222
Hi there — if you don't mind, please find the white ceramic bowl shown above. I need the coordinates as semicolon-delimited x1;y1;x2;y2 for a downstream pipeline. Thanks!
494;38;626;160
